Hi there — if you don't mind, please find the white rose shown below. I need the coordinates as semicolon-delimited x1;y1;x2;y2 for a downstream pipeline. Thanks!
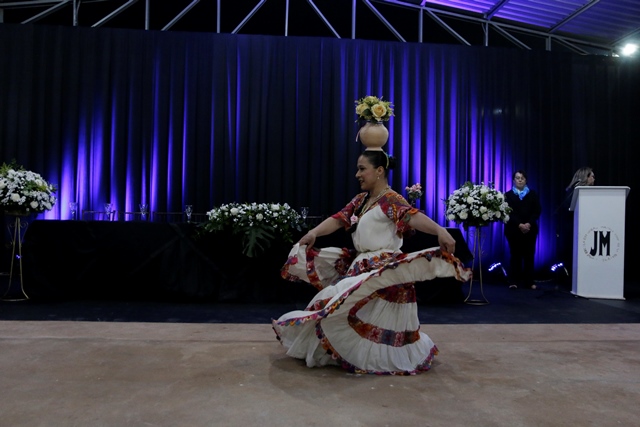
447;214;456;221
466;196;475;205
10;193;21;202
256;213;264;221
479;206;487;213
30;201;39;209
230;208;239;215
271;204;280;211
459;211;468;220
482;213;489;221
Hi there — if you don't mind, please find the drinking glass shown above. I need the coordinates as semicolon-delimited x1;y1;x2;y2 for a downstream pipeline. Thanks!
185;205;193;222
300;206;309;222
69;201;78;220
139;203;149;220
104;203;113;221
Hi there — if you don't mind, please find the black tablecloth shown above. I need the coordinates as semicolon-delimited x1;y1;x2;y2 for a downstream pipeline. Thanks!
19;220;471;303
21;221;215;300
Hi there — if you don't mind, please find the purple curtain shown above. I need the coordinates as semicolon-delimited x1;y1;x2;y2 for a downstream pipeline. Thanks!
1;23;638;276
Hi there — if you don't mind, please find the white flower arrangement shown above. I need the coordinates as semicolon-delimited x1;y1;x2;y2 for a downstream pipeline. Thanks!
354;95;394;122
444;181;512;228
0;161;57;215
199;202;304;257
405;182;423;204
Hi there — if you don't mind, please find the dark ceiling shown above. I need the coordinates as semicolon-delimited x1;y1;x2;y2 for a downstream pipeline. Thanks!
1;0;638;56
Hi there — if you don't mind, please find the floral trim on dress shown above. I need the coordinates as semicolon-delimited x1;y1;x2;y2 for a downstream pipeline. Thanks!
314;321;439;376
332;248;357;279
376;282;416;303
347;251;397;276
276;248;470;330
347;283;421;346
280;246;355;291
331;190;419;237
376;192;419;237
331;192;368;230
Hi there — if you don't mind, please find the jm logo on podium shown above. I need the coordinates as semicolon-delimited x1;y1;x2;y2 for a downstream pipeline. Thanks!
581;226;620;261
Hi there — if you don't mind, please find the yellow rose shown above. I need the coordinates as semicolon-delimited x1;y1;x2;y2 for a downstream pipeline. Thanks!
370;103;387;119
355;103;369;116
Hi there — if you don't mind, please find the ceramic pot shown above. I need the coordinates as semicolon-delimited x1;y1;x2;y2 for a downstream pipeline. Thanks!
358;121;388;150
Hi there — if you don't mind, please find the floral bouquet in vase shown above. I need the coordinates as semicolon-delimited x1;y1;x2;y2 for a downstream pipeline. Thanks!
0;160;57;215
405;183;423;206
354;95;394;151
444;181;511;228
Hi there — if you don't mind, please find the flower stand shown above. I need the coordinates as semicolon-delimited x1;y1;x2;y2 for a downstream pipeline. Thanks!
2;212;30;301
464;226;489;305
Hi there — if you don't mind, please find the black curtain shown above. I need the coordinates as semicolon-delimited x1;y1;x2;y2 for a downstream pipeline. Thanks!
1;23;638;278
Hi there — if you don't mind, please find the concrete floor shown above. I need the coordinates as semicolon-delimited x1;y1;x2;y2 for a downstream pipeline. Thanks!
1;321;639;427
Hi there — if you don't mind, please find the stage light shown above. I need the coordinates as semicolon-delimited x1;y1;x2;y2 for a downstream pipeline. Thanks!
620;43;638;57
488;262;506;275
550;263;568;276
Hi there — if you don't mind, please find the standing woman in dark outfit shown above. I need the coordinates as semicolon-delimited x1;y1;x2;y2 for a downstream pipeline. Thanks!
555;167;595;276
504;170;542;289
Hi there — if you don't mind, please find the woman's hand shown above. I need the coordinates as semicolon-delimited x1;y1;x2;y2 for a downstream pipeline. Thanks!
436;228;456;254
296;217;342;248
298;231;317;248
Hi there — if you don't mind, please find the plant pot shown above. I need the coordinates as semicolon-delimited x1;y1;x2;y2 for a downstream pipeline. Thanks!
357;121;388;151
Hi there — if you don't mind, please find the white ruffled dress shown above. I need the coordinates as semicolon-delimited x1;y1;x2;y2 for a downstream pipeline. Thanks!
272;191;472;375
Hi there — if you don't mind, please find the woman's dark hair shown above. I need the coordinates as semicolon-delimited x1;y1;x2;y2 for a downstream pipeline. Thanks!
360;150;396;177
513;170;527;180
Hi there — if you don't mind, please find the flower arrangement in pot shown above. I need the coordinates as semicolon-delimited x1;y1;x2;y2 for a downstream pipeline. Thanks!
0;160;57;216
355;95;394;150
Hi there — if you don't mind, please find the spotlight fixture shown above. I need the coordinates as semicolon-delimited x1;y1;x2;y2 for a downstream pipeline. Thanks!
550;263;568;276
488;262;507;276
620;43;638;57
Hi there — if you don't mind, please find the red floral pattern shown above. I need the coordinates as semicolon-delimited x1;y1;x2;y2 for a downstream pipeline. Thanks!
347;283;420;347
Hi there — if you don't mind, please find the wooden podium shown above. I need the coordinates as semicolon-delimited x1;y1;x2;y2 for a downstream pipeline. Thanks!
569;186;630;299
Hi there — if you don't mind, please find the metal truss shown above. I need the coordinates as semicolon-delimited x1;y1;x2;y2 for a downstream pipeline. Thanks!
0;0;634;56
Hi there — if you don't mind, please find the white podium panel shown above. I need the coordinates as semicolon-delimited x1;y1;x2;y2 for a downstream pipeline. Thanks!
569;186;630;300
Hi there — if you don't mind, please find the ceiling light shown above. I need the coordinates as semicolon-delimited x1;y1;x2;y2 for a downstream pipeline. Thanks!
621;43;638;56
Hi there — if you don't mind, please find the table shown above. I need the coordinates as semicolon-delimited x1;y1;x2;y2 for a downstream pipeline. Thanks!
20;220;471;303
